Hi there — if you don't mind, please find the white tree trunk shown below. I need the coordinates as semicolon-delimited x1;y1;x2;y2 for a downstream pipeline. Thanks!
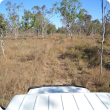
71;33;73;39
42;26;44;39
100;54;102;74
1;34;5;58
15;28;17;40
15;32;17;40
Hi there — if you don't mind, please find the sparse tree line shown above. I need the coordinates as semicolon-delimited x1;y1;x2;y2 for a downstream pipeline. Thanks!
0;0;110;39
0;0;110;74
57;16;105;37
0;1;57;39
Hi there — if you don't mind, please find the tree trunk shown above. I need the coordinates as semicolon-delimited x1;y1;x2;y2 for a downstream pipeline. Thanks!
37;28;39;36
100;54;102;74
42;26;44;39
71;33;73;39
95;29;96;34
15;32;17;40
45;29;47;35
100;0;105;75
66;30;68;37
21;33;24;52
80;27;82;39
1;33;5;58
15;28;18;40
51;30;52;35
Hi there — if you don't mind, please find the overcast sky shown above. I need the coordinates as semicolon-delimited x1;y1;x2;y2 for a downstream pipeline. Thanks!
0;0;109;29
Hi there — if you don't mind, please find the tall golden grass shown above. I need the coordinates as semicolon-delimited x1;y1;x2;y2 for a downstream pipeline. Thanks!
0;33;110;107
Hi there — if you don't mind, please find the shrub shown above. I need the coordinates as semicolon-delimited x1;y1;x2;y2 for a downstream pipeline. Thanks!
82;47;100;67
104;62;110;70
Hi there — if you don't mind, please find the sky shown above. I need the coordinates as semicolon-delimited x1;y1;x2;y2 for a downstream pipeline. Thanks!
0;0;109;29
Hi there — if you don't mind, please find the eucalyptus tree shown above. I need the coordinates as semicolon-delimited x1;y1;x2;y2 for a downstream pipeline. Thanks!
105;21;110;36
30;14;38;35
54;0;82;39
22;9;31;37
99;0;110;74
32;6;45;38
6;1;17;39
91;0;110;75
31;6;41;36
60;18;69;36
5;1;23;40
41;15;49;39
91;19;101;34
84;14;92;36
76;9;87;38
17;2;24;32
0;14;7;58
19;20;25;51
40;5;55;39
105;10;110;36
32;5;56;39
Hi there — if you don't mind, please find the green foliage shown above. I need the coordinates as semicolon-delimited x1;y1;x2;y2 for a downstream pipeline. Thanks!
30;14;39;28
92;19;101;34
55;0;82;26
21;10;32;30
0;14;7;31
47;24;56;34
47;29;51;34
56;27;66;33
77;9;87;21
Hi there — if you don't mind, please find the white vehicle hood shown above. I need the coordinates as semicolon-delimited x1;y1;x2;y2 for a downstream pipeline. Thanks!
5;92;110;110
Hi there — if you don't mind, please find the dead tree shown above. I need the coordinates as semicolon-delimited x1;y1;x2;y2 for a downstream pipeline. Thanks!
91;0;109;75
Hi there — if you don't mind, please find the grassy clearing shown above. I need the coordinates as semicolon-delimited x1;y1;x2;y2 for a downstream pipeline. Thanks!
0;33;110;107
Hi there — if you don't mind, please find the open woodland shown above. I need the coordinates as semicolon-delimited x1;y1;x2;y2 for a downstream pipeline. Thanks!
0;0;110;108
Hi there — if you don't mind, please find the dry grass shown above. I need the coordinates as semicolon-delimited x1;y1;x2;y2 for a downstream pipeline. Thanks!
0;33;110;107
